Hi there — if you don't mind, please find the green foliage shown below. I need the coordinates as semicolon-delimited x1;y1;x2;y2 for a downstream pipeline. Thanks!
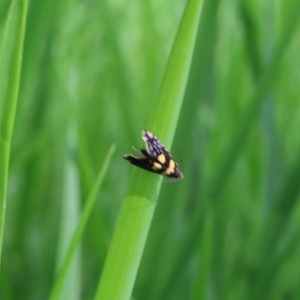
0;0;28;269
1;0;300;299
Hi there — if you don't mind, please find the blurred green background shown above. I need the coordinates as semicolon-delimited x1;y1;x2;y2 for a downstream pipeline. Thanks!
1;0;300;299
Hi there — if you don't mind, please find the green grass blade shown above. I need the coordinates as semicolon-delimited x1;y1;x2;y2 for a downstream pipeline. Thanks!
56;145;82;300
94;0;204;299
0;0;28;270
49;144;115;300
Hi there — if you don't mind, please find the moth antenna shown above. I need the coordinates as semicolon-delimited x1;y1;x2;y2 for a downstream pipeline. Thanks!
132;146;141;153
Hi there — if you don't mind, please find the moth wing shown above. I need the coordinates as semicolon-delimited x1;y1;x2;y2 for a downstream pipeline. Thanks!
142;130;167;157
123;154;162;175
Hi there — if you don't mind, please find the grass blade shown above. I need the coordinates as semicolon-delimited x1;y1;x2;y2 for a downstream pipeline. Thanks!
94;0;204;299
49;144;115;300
0;0;28;269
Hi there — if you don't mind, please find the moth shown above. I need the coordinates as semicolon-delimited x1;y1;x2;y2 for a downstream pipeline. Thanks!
123;130;184;179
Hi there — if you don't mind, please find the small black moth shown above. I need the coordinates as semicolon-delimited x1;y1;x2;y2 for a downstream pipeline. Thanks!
123;130;184;179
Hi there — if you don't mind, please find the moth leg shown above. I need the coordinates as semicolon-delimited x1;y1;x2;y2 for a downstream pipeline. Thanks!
132;146;144;156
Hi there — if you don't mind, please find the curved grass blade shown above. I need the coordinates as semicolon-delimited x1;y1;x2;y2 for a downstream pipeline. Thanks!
0;0;28;269
49;144;115;300
94;0;204;299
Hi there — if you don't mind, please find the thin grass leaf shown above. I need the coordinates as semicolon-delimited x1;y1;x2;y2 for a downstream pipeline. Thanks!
94;0;204;299
0;0;28;269
49;144;115;300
